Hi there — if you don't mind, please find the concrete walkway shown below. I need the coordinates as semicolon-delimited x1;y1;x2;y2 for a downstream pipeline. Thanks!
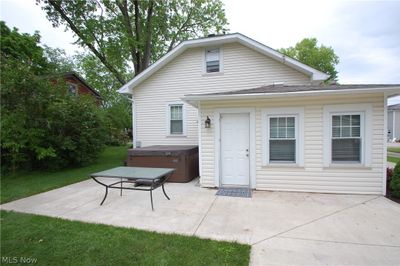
2;179;400;266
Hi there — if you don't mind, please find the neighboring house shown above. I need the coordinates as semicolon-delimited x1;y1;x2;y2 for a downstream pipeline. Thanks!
118;33;400;195
53;71;102;104
388;103;400;141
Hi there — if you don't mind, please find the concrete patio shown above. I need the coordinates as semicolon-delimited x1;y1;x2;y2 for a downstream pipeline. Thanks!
1;178;400;266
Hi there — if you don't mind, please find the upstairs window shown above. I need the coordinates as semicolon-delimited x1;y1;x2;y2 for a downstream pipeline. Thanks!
169;104;184;135
67;83;78;95
205;48;220;73
331;114;362;162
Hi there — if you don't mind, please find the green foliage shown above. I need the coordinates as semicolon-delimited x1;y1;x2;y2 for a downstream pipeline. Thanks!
279;38;339;82
1;22;107;172
390;161;400;198
1;146;127;204
38;0;229;83
74;53;132;145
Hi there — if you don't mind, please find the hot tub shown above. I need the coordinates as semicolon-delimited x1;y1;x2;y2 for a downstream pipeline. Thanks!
127;145;199;183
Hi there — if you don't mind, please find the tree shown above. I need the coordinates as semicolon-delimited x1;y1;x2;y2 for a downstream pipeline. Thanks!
37;0;229;84
279;38;339;82
1;22;107;172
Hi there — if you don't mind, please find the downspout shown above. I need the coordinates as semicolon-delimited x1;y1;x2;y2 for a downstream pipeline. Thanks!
131;95;137;148
383;93;388;196
393;110;396;140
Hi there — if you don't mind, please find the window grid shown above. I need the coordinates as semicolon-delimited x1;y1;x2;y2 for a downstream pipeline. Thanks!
169;104;183;135
269;116;296;163
331;114;362;163
332;115;361;139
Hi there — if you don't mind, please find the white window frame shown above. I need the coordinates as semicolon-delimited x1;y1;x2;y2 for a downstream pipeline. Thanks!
330;112;364;163
203;47;223;74
262;107;304;166
323;104;372;167
166;101;187;137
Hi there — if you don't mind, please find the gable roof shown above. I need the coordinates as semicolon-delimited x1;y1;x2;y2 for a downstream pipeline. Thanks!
63;71;102;99
182;84;400;106
118;33;330;94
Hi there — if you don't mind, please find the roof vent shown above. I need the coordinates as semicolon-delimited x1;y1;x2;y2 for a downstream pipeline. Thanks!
207;33;216;38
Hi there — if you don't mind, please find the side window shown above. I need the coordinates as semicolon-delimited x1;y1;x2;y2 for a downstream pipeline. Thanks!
205;48;220;73
67;83;78;95
331;114;362;162
269;116;296;163
169;104;183;135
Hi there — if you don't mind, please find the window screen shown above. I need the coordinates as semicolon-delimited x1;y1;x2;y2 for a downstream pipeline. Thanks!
206;48;220;73
170;105;183;134
331;114;361;162
269;117;296;162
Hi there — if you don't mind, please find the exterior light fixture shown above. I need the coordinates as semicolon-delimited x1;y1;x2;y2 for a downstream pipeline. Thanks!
205;116;211;128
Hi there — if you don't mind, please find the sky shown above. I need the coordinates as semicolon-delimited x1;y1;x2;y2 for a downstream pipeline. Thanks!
1;0;399;103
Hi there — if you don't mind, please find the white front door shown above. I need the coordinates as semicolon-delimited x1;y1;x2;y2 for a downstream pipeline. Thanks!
220;113;250;186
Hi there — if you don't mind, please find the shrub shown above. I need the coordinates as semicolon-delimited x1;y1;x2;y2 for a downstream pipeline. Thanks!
390;161;400;198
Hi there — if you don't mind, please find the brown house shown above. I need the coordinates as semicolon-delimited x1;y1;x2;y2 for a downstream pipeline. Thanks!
55;72;102;105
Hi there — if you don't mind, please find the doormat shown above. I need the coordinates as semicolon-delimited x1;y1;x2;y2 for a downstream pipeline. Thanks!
216;187;252;198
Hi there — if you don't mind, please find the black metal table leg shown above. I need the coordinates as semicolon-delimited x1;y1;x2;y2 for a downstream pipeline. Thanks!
162;183;170;200
100;186;108;205
120;178;122;196
150;189;154;211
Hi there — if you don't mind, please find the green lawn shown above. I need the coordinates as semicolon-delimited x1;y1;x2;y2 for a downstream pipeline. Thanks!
388;147;400;153
1;210;250;266
0;146;128;204
388;156;400;164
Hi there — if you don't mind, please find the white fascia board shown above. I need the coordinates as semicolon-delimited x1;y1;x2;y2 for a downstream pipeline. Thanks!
118;33;330;94
182;87;400;102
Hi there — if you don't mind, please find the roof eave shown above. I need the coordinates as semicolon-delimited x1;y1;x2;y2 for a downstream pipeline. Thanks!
182;87;400;107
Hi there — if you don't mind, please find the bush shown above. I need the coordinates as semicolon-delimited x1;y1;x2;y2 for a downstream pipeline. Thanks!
390;161;400;198
0;22;107;172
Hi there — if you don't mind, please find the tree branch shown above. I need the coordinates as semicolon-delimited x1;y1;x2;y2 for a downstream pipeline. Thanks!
116;0;139;74
142;0;154;69
133;0;141;73
47;0;126;84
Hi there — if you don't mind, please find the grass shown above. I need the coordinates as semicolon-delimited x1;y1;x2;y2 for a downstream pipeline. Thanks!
0;146;128;204
388;147;400;153
388;156;400;164
1;210;250;266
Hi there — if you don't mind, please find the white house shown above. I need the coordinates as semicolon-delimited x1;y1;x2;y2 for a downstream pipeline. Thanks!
119;33;400;195
388;103;400;141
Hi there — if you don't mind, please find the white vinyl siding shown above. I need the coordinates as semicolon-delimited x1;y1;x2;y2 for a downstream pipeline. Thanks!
199;93;385;194
133;42;309;146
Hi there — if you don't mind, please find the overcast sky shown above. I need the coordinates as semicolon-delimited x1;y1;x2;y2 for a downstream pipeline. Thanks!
1;0;399;103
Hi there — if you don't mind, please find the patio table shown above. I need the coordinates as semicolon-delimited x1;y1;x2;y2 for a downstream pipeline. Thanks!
90;166;175;210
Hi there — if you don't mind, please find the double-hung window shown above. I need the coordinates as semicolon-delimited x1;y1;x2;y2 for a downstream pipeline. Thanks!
331;114;362;162
323;104;371;167
262;107;304;166
269;116;296;162
168;103;185;135
205;48;220;73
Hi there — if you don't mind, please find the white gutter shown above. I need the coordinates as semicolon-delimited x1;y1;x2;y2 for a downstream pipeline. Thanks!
182;87;400;107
